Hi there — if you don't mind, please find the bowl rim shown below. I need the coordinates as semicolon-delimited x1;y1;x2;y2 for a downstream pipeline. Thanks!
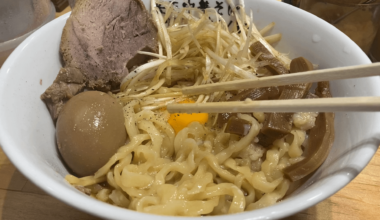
0;1;56;52
0;0;377;219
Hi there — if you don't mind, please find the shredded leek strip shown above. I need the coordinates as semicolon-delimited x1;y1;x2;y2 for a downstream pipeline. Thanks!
142;99;185;110
259;22;275;36
127;78;165;98
205;48;256;79
202;95;210;103
163;1;175;23
121;59;165;92
237;10;254;59
187;24;205;57
118;0;287;110
196;94;205;103
264;33;282;44
137;51;167;59
158;41;163;56
155;8;173;85
226;0;247;42
151;9;166;52
176;45;189;60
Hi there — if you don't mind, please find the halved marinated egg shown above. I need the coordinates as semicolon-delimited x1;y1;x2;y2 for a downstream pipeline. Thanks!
56;91;127;177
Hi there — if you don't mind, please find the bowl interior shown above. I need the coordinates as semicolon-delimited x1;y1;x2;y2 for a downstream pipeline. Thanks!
0;0;379;219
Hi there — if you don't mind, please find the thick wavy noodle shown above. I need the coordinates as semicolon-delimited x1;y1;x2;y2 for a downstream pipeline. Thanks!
66;100;315;215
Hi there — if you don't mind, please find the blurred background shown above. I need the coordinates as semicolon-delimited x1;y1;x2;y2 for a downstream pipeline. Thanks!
0;0;55;67
0;0;379;68
54;0;380;62
284;0;380;62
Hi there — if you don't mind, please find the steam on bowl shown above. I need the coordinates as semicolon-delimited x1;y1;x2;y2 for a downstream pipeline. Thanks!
0;0;379;219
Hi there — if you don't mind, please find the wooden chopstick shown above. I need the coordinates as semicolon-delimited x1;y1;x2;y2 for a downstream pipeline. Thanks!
167;97;380;113
182;63;380;95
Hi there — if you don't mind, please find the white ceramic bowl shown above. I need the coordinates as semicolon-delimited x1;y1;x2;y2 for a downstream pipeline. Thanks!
1;0;379;219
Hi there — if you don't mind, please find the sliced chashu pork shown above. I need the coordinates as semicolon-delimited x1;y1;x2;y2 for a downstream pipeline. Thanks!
41;0;157;121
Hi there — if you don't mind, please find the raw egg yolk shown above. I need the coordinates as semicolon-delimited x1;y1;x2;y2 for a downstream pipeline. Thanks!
168;99;208;133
